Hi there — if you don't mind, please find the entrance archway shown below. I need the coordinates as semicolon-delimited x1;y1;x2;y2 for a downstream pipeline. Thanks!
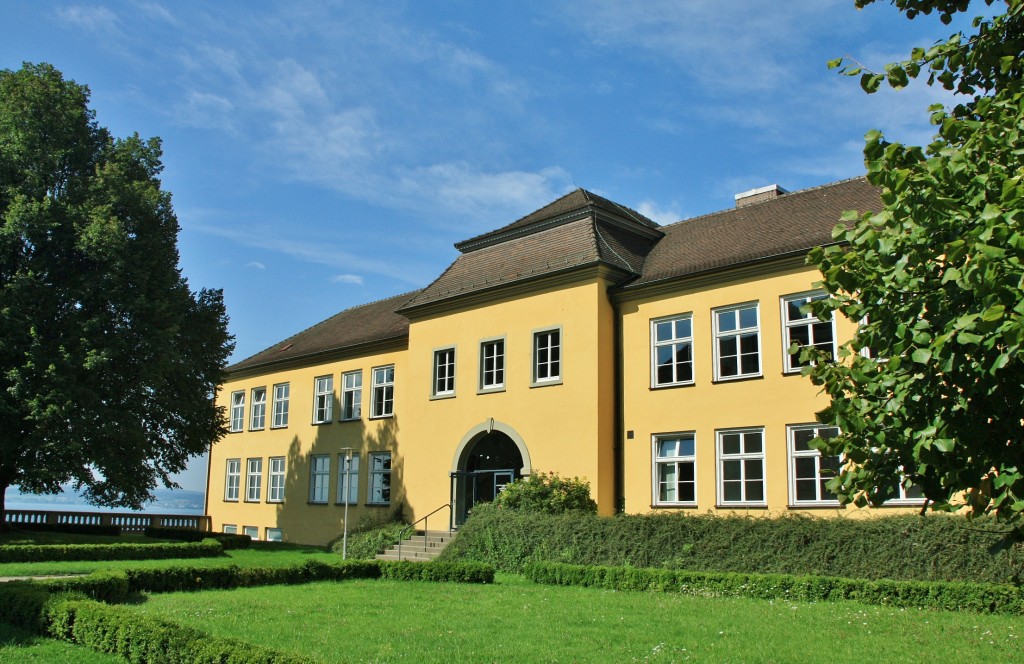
450;420;530;525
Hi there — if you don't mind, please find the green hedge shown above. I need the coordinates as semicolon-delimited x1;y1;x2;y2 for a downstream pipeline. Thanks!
526;561;1024;615
46;598;315;663
0;538;224;563
5;523;122;537
144;526;252;549
441;505;1024;583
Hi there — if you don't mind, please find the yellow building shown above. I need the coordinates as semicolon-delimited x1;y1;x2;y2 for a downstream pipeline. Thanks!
206;177;923;545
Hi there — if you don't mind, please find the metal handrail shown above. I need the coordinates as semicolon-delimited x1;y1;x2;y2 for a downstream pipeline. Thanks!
396;503;452;562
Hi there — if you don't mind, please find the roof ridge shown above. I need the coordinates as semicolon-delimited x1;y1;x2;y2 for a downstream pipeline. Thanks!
657;176;870;230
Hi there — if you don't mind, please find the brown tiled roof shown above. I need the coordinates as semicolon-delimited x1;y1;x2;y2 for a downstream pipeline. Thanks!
229;290;419;373
456;188;659;251
400;219;608;311
624;177;881;290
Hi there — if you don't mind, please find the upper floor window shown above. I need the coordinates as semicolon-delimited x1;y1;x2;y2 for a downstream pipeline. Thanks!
714;303;761;380
433;348;456;397
268;456;286;503
272;383;290;428
309;455;330;504
313;375;333;424
229;391;245;432
368;452;392;505
716;428;765;506
651;315;693;387
533;329;561;385
224;459;240;502
371;366;394;418
245;457;263;502
782;292;836;373
653;433;696;506
480;338;505;391
250;387;266;430
341;371;362;420
337;453;360;505
788;424;840;505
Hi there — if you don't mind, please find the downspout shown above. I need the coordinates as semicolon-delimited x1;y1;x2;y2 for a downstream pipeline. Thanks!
612;297;625;513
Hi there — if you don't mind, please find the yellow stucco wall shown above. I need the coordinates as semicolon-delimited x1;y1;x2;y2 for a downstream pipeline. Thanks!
208;345;406;545
619;260;895;517
400;272;619;521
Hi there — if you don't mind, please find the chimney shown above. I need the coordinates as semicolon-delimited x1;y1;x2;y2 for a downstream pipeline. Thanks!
735;184;788;208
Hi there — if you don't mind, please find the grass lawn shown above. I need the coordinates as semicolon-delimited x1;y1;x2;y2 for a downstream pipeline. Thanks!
0;622;123;663
133;573;1023;663
0;543;337;577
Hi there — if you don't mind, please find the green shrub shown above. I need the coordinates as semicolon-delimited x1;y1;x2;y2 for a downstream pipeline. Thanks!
379;560;494;583
6;523;122;537
329;509;408;559
144;526;253;549
494;471;597;514
441;508;1024;583
525;561;1024;615
0;538;224;563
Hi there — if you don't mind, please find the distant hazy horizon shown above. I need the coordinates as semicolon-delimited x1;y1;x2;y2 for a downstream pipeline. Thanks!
4;485;206;516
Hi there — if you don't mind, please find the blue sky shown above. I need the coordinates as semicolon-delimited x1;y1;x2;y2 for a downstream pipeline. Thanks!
2;1;971;493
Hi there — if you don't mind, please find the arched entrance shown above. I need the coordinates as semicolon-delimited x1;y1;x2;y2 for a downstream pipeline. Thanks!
450;420;530;526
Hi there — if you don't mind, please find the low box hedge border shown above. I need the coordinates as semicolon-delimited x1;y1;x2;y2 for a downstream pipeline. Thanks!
144;526;253;549
4;523;123;537
0;538;224;563
0;559;495;662
525;561;1024;615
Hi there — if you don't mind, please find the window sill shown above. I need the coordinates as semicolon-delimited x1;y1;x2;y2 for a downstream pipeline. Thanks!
266;500;283;504
711;374;763;385
248;428;265;433
650;381;695;390
881;500;928;507
477;386;506;395
311;420;333;426
787;502;841;509
339;416;361;423
650;503;698;509
228;429;243;434
270;425;289;430
530;379;563;389
223;499;239;503
715;503;767;509
430;392;456;401
369;413;394;420
365;502;391;507
307;501;329;506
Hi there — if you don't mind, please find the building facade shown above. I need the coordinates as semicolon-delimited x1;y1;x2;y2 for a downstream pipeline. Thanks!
206;177;924;545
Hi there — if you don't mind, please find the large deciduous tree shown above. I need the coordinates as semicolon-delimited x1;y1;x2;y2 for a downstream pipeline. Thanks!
0;62;233;523
806;1;1024;531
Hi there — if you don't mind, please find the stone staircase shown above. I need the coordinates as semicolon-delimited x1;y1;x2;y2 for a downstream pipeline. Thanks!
376;529;454;562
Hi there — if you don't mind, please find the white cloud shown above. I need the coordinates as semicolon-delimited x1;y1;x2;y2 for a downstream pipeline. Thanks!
331;274;364;285
635;200;683;226
244;261;265;270
176;91;234;130
56;5;120;34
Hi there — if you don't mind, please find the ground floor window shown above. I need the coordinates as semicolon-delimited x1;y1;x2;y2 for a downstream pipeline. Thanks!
222;524;237;534
788;424;841;505
717;428;765;505
368;452;391;505
243;526;258;540
265;528;282;542
310;455;330;504
337;453;359;504
653;433;696;505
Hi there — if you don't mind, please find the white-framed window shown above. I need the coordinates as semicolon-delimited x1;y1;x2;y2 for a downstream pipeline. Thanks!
266;528;282;542
371;365;394;418
714;303;761;380
788;424;841;505
224;459;241;501
272;383;290;428
653;433;697;506
433;347;456;397
480;338;505;391
243;525;258;540
368;452;392;505
651;315;693;387
312;375;333;424
245;458;263;502
716;428;766;506
309;454;330;504
337;453;360;504
782;292;837;373
883;475;926;505
533;328;561;384
250;387;266;430
229;391;245;432
222;524;237;534
268;456;286;503
341;370;362;420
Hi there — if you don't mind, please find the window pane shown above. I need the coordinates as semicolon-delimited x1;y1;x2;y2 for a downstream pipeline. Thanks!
656;321;673;342
745;479;764;501
722;459;741;481
794;456;817;479
739;333;758;354
723;481;742;502
739;307;758;328
787;299;805;321
744;458;763;480
793;429;815;451
740;353;759;374
790;325;810;347
743;432;763;454
679;436;695;457
796;478;817;502
721;434;740;456
717;310;736;332
658;439;678;457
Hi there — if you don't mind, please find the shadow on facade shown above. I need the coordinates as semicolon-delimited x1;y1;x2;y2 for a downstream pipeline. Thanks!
272;410;403;546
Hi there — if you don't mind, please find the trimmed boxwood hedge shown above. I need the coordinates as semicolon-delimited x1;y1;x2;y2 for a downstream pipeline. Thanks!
144;526;253;549
4;523;122;537
440;505;1024;583
0;538;224;563
525;561;1024;615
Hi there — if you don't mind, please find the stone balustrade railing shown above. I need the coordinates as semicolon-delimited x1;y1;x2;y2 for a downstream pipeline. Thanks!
4;508;210;533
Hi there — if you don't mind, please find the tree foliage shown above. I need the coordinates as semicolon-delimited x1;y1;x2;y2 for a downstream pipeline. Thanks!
807;1;1024;530
494;471;598;514
0;63;233;516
